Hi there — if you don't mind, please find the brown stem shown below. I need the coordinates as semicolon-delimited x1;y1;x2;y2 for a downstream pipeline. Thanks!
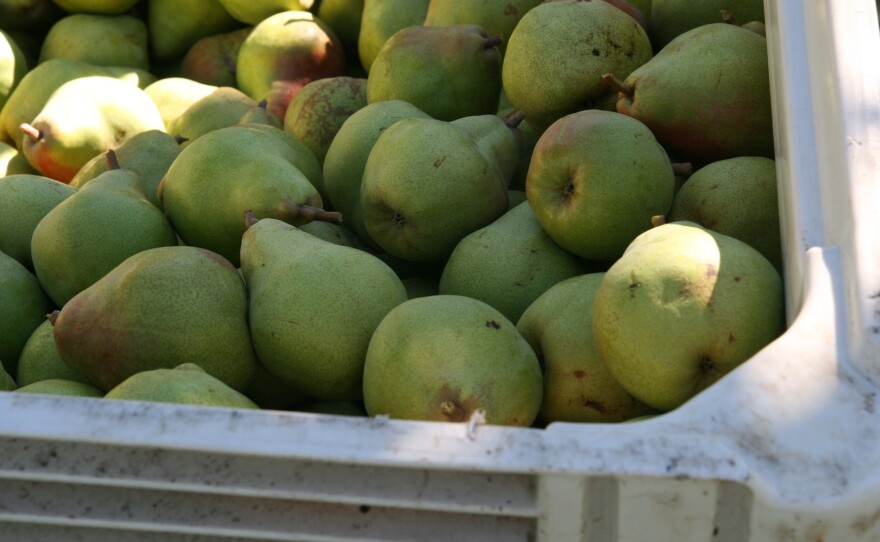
257;99;269;110
602;73;635;98
671;162;693;177
278;201;343;225
174;135;189;145
106;149;121;170
484;34;504;49
720;9;737;24
243;210;259;229
47;310;60;326
20;123;42;141
502;110;526;129
651;215;667;228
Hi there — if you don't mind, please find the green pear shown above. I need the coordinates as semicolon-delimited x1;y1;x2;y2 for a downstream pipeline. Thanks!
181;27;251;88
20;76;165;183
358;0;429;73
158;124;336;266
16;319;93;387
166;86;275;146
0;141;37;175
0;360;14;390
0;58;155;148
236;122;323;191
241;216;408;401
517;272;655;423
15;379;103;397
607;22;773;164
401;277;439;299
361;117;509;263
236;10;346;119
0;0;64;33
51;0;140;14
0;29;28;111
322;100;432;248
217;0;312;24
52;246;258;391
593;221;784;411
363;294;543;426
502;0;652;132
144;77;218;129
39;14;149;70
423;0;542;58
105;363;259;409
0;250;52;378
32;159;178;306
148;0;241;60
439;201;588;323
669;156;781;272
283;76;368;167
69;130;182;208
650;0;764;48
526;109;675;262
316;0;363;59
367;24;502;122
451;112;522;188
0;174;76;269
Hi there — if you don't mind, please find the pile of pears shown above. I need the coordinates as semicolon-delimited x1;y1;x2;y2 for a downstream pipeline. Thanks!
0;0;786;426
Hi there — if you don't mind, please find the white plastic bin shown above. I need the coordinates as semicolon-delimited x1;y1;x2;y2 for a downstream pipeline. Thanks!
1;0;879;540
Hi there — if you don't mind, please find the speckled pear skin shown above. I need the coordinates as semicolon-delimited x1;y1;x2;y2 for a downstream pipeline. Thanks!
166;87;265;148
39;14;149;71
105;363;259;409
614;23;773;164
367;24;502;122
362;295;543;426
358;0;429;73
240;218;407;401
423;0;542;58
0;250;52;378
53;246;258;393
592;222;784;412
17;320;93;388
15;379;103;398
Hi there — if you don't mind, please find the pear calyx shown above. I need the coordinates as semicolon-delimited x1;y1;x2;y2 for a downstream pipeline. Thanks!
602;73;635;98
20;123;43;142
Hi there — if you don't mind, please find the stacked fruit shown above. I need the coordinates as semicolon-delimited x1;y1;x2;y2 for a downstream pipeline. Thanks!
0;0;783;427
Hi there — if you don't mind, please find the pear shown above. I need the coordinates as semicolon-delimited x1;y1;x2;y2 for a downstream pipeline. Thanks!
52;245;257;391
105;363;259;409
517;272;656;423
158;124;336;266
236;10;346;119
1;29;28;111
181;27;251;88
51;0;140;14
360;117;509;263
323;100;432;248
15;379;103;397
217;0;313;25
240;216;408;401
32;155;178;306
237;123;323;193
0;58;155;148
148;0;242;60
605;22;773;164
39;14;149;70
1;361;14;391
439;201;588;323
16;320;93;387
0;250;52;378
283;76;368;166
650;0;765;48
502;0;653;132
367;24;502;122
0;141;37;175
358;0;429;73
526;109;675;262
143;77;218;129
0;174;76;269
669;156;782;272
69;130;183;208
363;294;543;426
451;112;523;188
166;87;277;146
20;76;166;183
316;0;363;59
423;0;542;58
593;221;784;411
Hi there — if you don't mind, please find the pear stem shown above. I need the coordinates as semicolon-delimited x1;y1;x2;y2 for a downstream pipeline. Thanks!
258;99;269;110
720;9;737;24
20;123;42;141
484;34;504;49
502;110;526;129
278;202;343;225
651;215;667;228
243;210;259;229
602;73;635;98
174;135;189;145
47;310;60;326
106;149;121;170
671;162;693;177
